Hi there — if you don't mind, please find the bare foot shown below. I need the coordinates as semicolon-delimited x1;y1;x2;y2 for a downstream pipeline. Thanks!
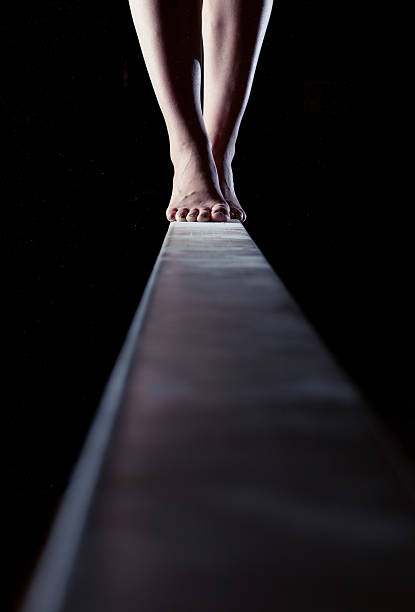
212;151;246;222
166;145;231;223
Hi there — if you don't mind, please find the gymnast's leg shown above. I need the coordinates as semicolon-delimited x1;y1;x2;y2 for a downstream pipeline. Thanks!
202;0;274;221
128;0;230;222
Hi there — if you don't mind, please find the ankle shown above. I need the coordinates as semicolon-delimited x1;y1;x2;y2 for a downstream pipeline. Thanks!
211;141;233;170
212;142;235;168
170;136;213;169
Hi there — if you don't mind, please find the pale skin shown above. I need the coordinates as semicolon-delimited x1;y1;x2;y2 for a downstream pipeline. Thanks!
128;0;274;222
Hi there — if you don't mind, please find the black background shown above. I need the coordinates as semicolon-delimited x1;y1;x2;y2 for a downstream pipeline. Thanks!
3;2;413;610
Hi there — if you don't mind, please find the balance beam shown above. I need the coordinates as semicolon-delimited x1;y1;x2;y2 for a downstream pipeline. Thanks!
21;221;415;612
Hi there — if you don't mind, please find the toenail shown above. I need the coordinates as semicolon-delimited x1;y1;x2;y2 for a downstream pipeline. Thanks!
179;214;187;218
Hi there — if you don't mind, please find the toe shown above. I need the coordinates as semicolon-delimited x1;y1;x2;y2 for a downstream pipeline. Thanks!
230;207;246;222
197;208;211;222
176;207;189;222
211;203;230;222
187;208;199;222
167;208;178;222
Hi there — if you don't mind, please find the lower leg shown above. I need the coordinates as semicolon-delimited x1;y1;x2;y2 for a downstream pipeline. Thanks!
202;0;274;219
128;0;230;222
